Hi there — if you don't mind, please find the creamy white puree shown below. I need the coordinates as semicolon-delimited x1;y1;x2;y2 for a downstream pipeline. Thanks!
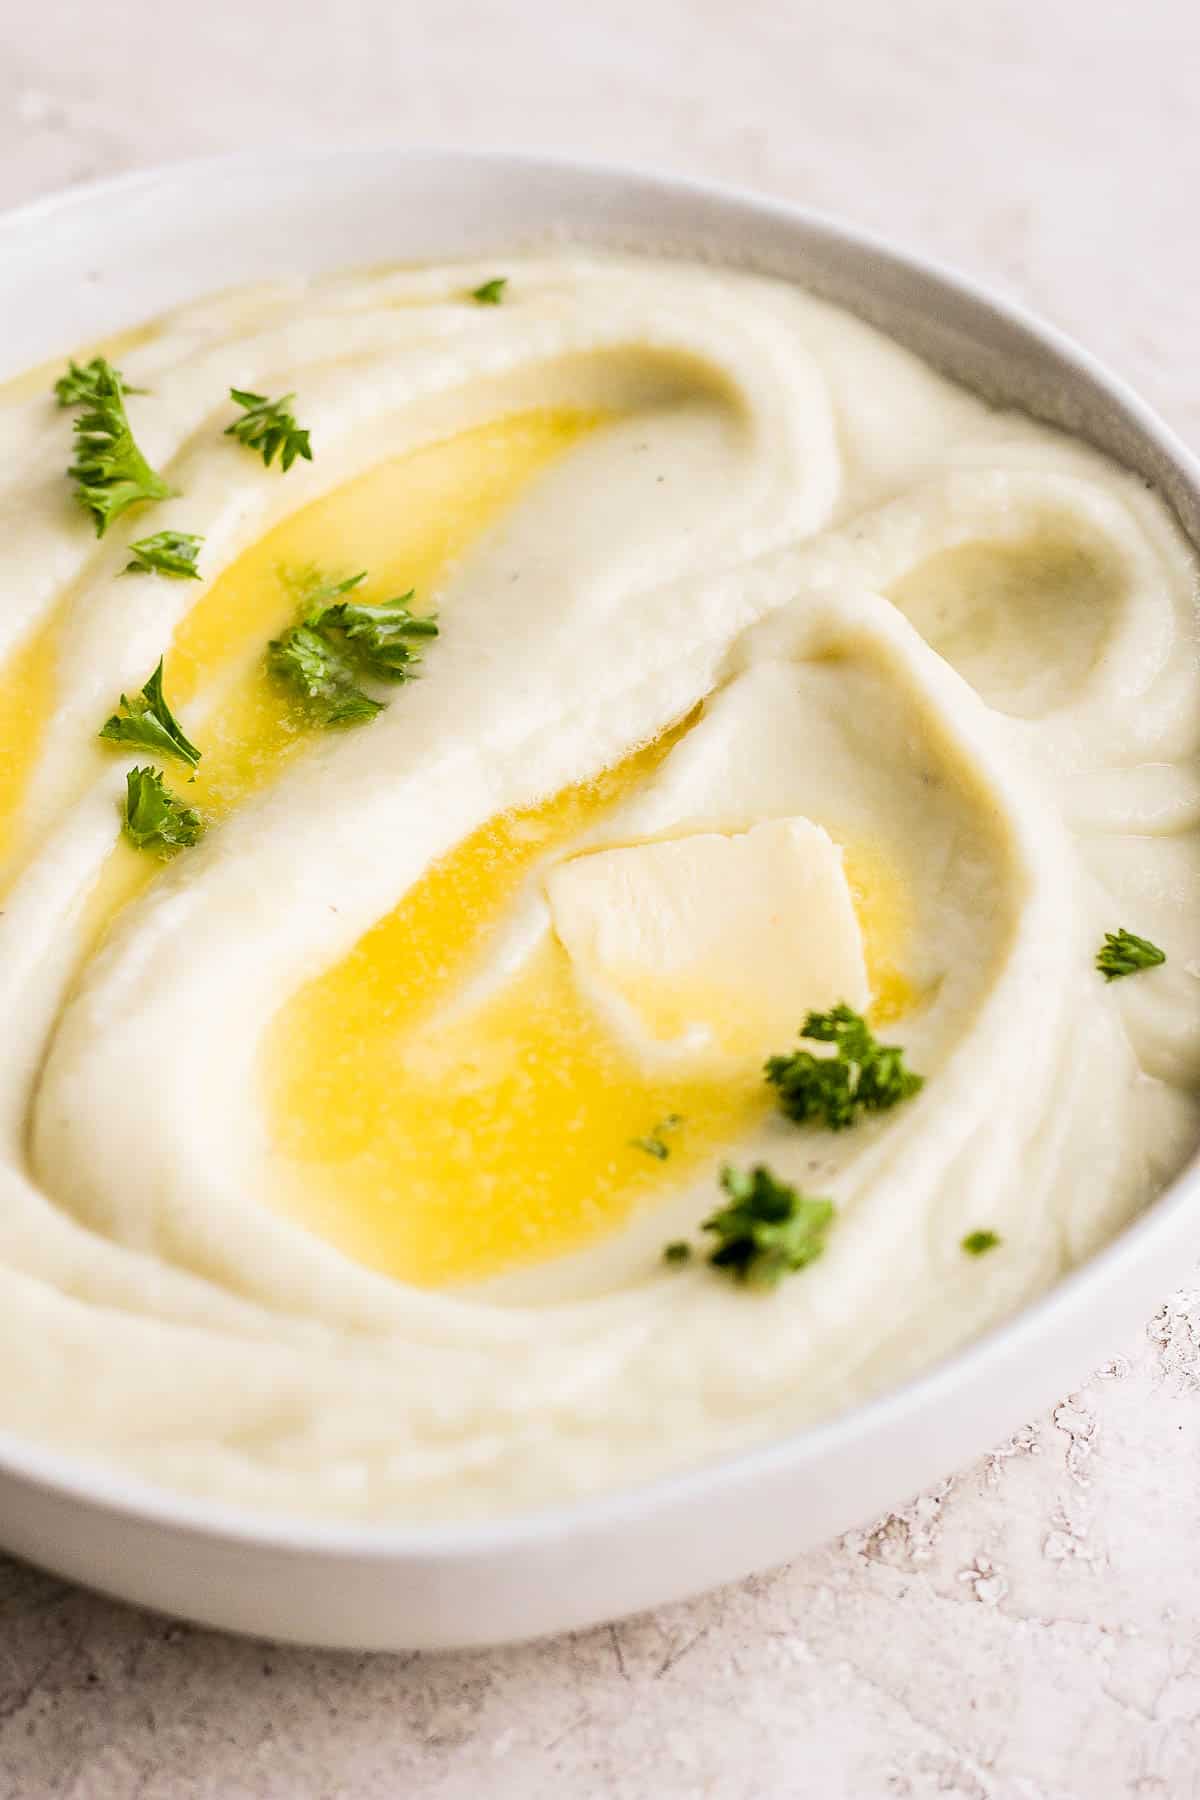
1;254;1197;1520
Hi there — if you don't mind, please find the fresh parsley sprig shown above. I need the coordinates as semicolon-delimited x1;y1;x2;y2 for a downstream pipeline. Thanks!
765;1003;923;1132
224;388;312;471
268;571;438;728
125;530;203;580
314;588;439;683
268;625;383;728
663;1164;834;1288
66;359;171;536
122;766;204;857
54;356;146;408
470;277;507;305
1096;928;1166;982
100;659;200;769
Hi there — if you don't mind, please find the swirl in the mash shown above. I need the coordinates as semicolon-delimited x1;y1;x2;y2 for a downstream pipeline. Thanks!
0;255;1194;1519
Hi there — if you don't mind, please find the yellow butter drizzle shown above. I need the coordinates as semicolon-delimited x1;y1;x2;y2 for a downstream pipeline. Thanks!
78;408;600;953
0;363;917;1291
0;612;59;866
263;730;771;1290
0;328;160;868
263;796;916;1289
842;842;918;1025
172;406;604;819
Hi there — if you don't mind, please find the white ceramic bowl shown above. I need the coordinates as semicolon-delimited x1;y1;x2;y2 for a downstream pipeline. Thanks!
1;149;1197;1651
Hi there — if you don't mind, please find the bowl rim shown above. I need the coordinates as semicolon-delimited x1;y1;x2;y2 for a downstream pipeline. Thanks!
3;143;1198;1562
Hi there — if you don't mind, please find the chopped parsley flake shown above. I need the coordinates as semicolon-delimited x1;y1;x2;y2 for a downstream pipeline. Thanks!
470;277;508;305
664;1165;835;1287
224;388;312;472
125;530;204;580
631;1113;683;1159
66;358;171;536
765;1003;923;1132
99;658;201;769
1096;928;1166;982
267;570;438;728
702;1164;835;1287
122;766;204;857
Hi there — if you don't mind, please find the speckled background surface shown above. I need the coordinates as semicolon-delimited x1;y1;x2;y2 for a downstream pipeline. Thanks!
3;3;1200;1794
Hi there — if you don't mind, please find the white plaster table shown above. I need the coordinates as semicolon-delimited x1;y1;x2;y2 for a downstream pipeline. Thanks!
2;3;1199;1794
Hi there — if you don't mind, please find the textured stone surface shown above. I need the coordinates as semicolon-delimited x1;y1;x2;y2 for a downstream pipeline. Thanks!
3;2;1200;1794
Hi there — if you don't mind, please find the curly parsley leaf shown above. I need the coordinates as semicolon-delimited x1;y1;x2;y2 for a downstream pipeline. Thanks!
100;659;201;769
54;356;146;408
1096;928;1166;982
470;277;508;305
962;1229;1001;1256
122;765;204;857
662;1241;692;1265
700;1164;834;1288
267;624;383;727
310;589;439;684
67;359;171;536
125;530;203;580
765;1003;923;1132
268;570;438;728
224;388;312;471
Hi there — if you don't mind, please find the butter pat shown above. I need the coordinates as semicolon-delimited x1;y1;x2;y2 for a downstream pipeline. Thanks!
545;818;869;1068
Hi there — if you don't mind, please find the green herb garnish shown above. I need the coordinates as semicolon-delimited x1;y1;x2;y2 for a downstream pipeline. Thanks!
962;1230;1001;1256
100;658;200;768
470;277;508;305
765;1003;923;1132
663;1241;692;1265
224;388;312;471
125;530;203;580
268;571;437;728
701;1164;834;1288
267;625;383;728
631;1113;683;1160
1095;928;1166;982
54;356;145;408
311;586;438;683
122;766;204;857
67;358;171;536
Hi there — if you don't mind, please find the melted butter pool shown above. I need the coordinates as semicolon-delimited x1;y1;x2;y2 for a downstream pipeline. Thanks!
0;374;917;1293
263;731;778;1290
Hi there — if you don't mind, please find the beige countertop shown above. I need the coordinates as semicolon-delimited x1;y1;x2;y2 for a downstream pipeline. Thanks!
2;3;1199;1794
